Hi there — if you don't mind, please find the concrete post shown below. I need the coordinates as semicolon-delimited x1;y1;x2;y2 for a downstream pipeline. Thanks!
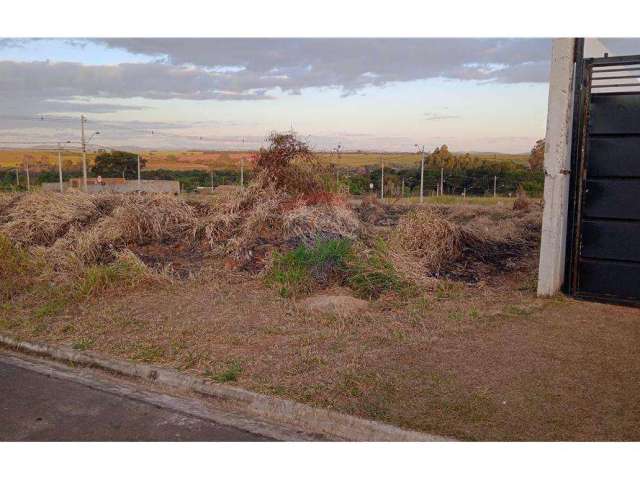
537;39;576;297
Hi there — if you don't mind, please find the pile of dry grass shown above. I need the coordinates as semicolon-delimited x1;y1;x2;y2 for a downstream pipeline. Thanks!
391;204;541;280
197;172;362;267
393;209;465;273
1;192;99;247
0;192;203;277
282;202;361;245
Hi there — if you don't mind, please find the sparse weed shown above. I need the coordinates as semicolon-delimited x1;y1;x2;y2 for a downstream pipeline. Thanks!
205;360;242;382
0;234;40;302
72;338;95;351
75;253;148;298
131;342;165;363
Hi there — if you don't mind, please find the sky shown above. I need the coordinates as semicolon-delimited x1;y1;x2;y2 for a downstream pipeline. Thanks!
0;38;638;153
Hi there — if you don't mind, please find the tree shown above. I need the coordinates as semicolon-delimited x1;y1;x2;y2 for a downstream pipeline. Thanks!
92;151;147;179
529;139;545;171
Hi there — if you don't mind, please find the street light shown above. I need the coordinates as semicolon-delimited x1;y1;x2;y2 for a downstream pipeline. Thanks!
415;144;425;203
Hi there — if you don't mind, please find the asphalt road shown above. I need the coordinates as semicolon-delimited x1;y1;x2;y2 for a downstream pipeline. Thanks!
0;354;270;441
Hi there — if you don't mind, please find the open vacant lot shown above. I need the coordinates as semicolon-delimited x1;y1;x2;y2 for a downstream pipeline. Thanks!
1;136;638;441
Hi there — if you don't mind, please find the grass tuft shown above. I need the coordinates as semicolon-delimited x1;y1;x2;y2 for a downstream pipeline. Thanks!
205;361;243;383
267;239;352;297
75;251;150;298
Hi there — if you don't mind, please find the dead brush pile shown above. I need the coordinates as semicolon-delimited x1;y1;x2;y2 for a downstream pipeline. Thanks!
195;133;362;270
197;169;361;269
1;192;99;247
0;192;202;279
391;203;541;282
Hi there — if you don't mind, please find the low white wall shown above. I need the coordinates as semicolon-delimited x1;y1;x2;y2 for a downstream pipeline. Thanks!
41;180;180;194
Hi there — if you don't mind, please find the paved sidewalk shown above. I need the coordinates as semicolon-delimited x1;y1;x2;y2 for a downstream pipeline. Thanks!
0;353;272;441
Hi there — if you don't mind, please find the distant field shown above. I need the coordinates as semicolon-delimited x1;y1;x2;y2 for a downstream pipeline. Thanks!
0;149;529;172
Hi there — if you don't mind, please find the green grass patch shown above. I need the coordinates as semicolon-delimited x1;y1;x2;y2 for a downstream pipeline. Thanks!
267;239;413;298
75;254;148;298
346;239;414;299
267;239;352;297
205;361;242;383
267;238;413;299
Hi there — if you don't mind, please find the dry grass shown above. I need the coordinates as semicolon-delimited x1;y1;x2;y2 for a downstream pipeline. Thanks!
5;184;640;441
388;203;541;283
4;251;640;441
1;192;98;246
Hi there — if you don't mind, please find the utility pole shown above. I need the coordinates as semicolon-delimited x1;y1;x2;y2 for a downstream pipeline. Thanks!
380;157;384;200
240;137;245;188
137;154;141;190
493;175;497;198
58;143;64;193
420;147;425;203
440;167;444;197
25;156;30;192
81;115;88;193
210;169;214;193
401;177;405;198
15;168;19;188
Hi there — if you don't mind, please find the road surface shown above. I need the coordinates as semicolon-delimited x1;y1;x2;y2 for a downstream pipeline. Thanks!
0;352;272;441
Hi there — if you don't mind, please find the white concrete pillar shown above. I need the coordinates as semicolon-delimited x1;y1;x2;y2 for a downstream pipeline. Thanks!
537;38;576;297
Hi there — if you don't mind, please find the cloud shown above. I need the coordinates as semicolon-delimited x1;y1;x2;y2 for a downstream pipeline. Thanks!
424;112;460;121
0;39;552;117
98;38;552;91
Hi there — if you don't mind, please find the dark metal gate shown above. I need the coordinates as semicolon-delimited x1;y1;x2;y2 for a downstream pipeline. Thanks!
566;52;640;305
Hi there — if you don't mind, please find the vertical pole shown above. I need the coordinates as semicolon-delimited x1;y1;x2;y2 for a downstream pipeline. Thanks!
15;168;19;188
401;177;405;198
81;115;88;193
240;137;245;188
210;169;214;193
440;167;444;197
420;147;425;203
493;175;497;197
58;144;64;193
25;157;30;192
537;38;580;297
380;158;384;200
137;154;141;190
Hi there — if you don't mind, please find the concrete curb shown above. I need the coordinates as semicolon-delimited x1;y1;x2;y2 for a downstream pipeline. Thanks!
0;334;450;441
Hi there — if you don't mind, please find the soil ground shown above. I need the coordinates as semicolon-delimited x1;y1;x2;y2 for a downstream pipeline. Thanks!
2;248;639;440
